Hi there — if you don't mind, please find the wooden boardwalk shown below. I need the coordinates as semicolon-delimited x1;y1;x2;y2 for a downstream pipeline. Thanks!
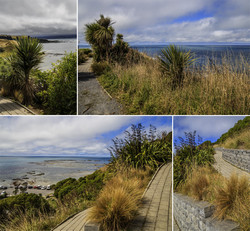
128;163;172;231
53;210;89;231
0;96;34;115
213;150;250;179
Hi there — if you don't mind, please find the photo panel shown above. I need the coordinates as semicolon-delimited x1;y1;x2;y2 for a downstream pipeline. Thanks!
0;115;173;230
173;116;249;230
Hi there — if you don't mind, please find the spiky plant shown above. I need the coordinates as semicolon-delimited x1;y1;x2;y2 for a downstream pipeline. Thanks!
85;15;114;62
158;44;196;89
7;37;44;105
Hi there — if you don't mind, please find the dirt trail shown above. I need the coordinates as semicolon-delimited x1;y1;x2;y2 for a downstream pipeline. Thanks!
78;58;122;115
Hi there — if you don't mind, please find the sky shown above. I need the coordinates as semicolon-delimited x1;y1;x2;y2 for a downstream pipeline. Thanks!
78;0;250;44
174;116;246;146
0;0;76;36
0;116;172;157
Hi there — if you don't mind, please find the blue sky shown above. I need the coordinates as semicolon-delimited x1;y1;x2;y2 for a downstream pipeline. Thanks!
174;116;246;147
78;0;250;44
0;116;172;157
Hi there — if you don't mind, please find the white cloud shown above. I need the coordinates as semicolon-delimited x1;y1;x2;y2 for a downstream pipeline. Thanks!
78;0;250;43
0;116;138;156
0;0;76;35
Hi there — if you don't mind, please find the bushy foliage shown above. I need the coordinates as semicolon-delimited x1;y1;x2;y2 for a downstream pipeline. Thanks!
215;116;250;144
36;52;77;115
174;131;214;189
91;61;111;76
53;170;109;202
109;124;172;169
0;193;54;223
78;48;93;64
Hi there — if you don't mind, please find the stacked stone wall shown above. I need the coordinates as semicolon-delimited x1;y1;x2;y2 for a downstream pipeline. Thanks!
174;193;240;231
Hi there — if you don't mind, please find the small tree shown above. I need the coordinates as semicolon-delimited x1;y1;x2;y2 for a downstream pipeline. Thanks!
7;37;44;105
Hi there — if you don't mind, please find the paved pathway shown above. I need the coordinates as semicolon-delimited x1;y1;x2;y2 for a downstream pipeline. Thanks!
53;210;88;231
0;96;34;115
213;150;250;179
128;163;172;231
78;58;122;115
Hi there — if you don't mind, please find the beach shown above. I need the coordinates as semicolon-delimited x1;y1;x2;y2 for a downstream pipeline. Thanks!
0;156;110;189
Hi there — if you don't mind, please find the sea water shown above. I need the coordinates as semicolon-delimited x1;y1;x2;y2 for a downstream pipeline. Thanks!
40;39;76;71
78;43;250;65
0;156;110;186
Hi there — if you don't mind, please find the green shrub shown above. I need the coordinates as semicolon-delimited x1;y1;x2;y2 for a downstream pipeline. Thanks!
91;61;111;75
110;124;172;169
0;193;54;223
174;131;214;189
78;48;93;64
38;52;76;115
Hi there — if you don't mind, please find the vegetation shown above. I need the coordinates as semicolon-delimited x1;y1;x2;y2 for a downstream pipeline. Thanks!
174;131;214;189
158;44;196;89
78;48;93;64
85;15;115;62
0;193;54;228
214;116;250;149
35;52;77;115
84;15;249;115
85;167;151;231
0;36;77;115
109;124;172;169
178;165;250;231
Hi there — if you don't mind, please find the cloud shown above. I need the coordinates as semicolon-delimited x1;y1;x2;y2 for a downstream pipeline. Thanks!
78;0;250;43
174;116;246;142
0;116;171;156
0;0;76;35
0;116;137;156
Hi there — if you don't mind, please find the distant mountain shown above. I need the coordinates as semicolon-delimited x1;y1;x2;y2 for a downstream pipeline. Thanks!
35;34;76;39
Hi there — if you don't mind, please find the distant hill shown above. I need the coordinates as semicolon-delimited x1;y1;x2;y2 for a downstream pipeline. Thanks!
214;116;250;149
35;34;76;39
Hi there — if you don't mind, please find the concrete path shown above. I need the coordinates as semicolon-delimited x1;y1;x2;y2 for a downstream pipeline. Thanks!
213;150;250;179
53;210;88;231
128;163;172;231
78;58;122;115
0;96;34;115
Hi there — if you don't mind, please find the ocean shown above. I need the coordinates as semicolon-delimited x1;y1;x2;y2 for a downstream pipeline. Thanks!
78;44;250;65
41;38;76;71
0;156;110;186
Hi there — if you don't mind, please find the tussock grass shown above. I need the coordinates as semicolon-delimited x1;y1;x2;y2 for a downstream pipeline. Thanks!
99;55;249;114
85;167;152;231
178;165;250;230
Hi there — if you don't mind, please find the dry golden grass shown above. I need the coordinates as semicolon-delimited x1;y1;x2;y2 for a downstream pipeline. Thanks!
100;56;249;114
85;167;152;231
178;165;250;230
220;129;250;149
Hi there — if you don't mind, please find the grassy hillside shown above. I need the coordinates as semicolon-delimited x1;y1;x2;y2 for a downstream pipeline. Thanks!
214;116;250;149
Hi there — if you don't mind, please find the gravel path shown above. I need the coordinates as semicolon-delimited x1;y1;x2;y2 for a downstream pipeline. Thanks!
0;96;34;115
128;163;172;231
78;58;123;115
213;150;250;179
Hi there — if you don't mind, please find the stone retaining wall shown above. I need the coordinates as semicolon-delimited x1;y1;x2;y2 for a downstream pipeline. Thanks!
174;193;240;231
215;147;250;172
